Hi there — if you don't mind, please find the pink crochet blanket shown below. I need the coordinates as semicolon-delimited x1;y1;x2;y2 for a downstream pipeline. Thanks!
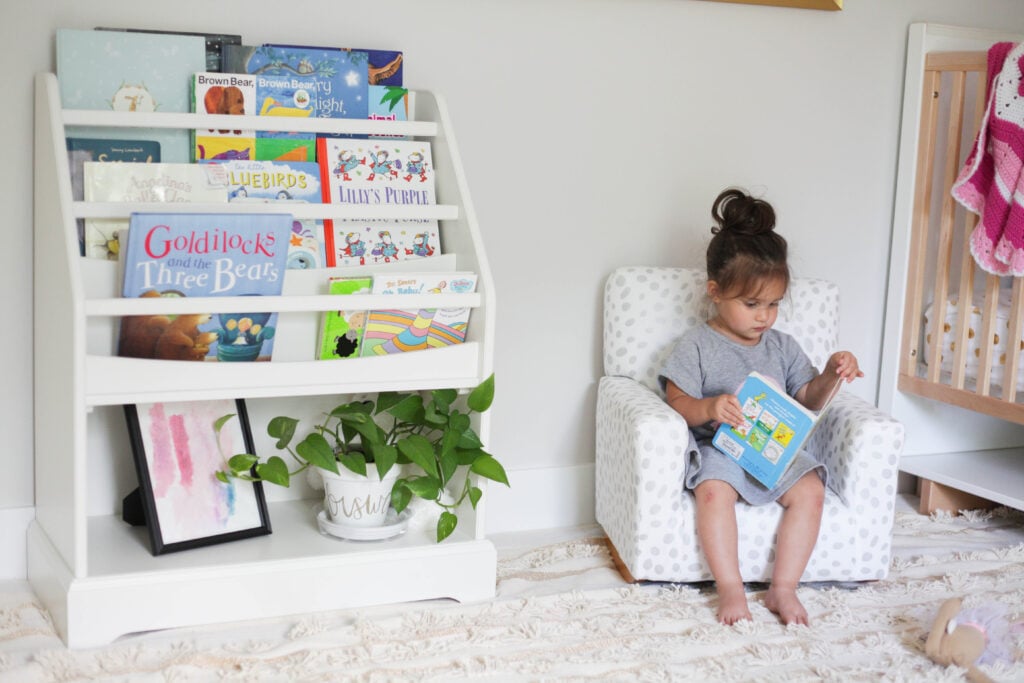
951;41;1024;276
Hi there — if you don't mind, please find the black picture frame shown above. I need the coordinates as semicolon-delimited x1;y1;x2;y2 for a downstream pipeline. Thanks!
123;398;271;555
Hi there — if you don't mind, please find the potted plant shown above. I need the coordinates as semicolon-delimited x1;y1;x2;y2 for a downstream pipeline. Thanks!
216;373;508;542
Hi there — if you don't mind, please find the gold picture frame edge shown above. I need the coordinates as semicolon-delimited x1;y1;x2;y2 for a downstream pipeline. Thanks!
701;0;842;10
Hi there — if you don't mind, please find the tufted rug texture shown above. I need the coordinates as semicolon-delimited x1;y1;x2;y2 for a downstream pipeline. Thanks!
1;505;1023;682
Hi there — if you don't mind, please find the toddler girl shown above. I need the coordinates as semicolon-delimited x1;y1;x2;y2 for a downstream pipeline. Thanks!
659;188;862;626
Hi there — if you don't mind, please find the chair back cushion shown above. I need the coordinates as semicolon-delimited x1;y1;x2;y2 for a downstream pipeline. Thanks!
603;267;839;392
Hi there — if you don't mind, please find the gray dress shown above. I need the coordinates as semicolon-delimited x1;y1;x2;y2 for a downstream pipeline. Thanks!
658;324;828;505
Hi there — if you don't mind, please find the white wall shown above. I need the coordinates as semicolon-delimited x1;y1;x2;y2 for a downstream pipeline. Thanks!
5;0;1024;570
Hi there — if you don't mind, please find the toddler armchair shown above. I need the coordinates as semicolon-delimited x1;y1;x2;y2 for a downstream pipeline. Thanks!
595;267;905;583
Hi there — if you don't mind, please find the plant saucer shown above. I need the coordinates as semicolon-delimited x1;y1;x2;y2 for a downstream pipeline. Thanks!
316;507;412;541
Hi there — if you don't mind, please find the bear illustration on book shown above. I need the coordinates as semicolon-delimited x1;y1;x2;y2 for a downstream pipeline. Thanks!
118;291;219;362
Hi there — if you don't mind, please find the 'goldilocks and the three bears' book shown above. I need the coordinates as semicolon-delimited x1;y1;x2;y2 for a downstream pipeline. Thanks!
317;276;373;360
711;371;841;488
118;212;292;362
56;29;206;163
360;272;478;356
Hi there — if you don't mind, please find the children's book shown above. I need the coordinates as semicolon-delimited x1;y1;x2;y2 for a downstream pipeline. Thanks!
66;137;160;255
82;162;226;260
202;159;327;269
360;49;403;87
118;212;292;362
95;28;242;73
222;44;368;121
360;272;477;356
318;138;436;264
327;219;440;268
367;85;409;139
252;72;318;143
711;371;842;489
192;72;257;162
254;138;316;162
317;276;373;359
57;29;207;162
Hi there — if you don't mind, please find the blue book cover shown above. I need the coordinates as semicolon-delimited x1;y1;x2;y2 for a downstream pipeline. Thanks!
57;29;207;163
118;212;292;362
201;159;326;269
711;371;825;488
360;49;403;86
223;43;368;121
253;72;319;140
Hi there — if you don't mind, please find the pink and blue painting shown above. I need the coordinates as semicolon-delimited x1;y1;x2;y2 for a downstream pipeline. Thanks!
124;398;271;555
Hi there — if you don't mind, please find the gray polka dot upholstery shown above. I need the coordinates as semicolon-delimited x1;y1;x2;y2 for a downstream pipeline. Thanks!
595;267;905;583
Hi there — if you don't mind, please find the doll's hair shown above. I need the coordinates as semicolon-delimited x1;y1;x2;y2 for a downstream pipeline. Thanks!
706;188;789;298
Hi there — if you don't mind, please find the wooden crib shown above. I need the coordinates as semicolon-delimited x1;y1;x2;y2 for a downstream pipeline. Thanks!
881;24;1024;514
898;50;1024;424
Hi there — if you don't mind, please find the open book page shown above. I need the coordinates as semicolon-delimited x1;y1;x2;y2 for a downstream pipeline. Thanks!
711;371;842;488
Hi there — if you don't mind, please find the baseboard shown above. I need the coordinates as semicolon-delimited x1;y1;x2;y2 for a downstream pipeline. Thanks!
484;463;595;534
0;507;34;580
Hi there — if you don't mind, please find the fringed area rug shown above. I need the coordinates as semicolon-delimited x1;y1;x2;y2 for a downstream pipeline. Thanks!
2;507;1023;682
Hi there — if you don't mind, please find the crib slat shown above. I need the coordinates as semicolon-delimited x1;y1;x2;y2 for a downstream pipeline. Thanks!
949;71;989;390
1004;278;1024;402
976;276;1001;396
900;68;941;380
926;71;968;383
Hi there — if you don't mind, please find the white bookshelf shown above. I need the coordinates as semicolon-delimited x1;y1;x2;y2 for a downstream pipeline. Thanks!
31;72;497;648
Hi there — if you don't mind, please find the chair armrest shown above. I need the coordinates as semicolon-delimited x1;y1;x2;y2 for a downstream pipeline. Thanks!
806;392;905;509
595;376;694;539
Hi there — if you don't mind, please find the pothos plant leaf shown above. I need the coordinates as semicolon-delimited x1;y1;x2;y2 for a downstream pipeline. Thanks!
467;373;495;413
266;415;299;450
437;511;458;542
470;454;509;486
397;434;438;478
296;432;340;474
255;456;291;487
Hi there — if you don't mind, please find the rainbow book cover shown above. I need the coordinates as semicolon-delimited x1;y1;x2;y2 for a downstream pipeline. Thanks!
360;272;477;356
118;212;292;362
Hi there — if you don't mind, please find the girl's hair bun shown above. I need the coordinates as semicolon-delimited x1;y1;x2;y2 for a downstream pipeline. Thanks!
711;188;776;236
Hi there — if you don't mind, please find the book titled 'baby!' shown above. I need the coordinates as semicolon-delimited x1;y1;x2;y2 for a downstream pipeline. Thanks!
711;371;837;489
118;212;292;362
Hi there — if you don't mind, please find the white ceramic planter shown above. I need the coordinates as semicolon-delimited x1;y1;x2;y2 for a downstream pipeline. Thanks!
318;465;401;528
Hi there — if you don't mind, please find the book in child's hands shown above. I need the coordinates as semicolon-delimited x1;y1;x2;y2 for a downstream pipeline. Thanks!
118;212;292;362
317;276;373;359
711;371;840;489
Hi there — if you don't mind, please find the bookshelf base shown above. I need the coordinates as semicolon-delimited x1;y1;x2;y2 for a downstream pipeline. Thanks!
27;502;497;649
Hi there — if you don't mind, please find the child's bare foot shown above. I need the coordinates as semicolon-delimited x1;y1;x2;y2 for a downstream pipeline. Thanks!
765;585;808;625
716;583;752;625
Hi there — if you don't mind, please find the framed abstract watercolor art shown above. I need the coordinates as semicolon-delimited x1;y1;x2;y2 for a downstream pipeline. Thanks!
123;398;271;555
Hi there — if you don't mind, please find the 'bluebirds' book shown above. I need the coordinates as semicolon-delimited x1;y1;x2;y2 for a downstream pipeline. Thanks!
118;212;292;362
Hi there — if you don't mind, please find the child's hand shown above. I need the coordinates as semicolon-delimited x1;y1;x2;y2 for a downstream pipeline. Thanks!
708;394;744;428
826;351;864;383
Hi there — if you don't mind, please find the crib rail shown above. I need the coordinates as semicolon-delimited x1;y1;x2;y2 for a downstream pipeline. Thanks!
898;51;1024;425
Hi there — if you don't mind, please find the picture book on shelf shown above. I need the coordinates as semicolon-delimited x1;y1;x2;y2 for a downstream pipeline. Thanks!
94;27;242;73
118;212;292;362
82;162;226;260
202;159;326;269
361;49;403;86
360;272;477;356
711;371;841;489
66;137;160;255
253;72;318;144
191;72;257;162
56;29;206;163
326;219;439;268
317;276;373;360
222;44;368;121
